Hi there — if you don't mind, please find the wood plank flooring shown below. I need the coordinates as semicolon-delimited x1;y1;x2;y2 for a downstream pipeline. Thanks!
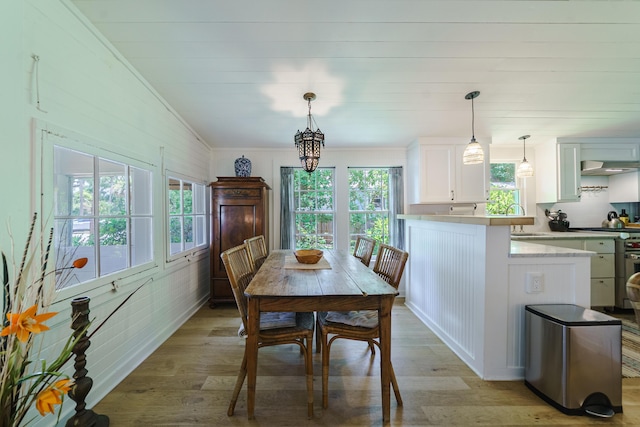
94;301;640;426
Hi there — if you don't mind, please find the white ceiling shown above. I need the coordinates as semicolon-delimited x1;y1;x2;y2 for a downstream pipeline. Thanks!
70;0;640;150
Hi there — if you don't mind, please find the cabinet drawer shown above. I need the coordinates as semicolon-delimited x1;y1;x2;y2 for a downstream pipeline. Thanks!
591;278;615;307
584;239;615;253
215;188;261;199
591;253;614;277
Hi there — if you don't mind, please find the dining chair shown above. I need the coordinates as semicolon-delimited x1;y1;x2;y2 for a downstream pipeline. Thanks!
221;244;315;419
353;236;377;267
244;235;268;271
316;243;408;409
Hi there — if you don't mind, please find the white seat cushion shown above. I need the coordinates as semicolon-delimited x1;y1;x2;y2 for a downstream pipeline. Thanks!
324;310;378;328
237;311;297;337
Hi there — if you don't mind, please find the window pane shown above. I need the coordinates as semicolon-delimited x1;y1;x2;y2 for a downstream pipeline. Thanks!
183;182;193;214
131;217;153;266
98;159;127;216
184;215;194;249
193;184;205;214
195;216;206;246
168;178;181;215
54;146;94;216
169;216;183;255
348;168;390;250
99;218;128;275
131;167;152;215
293;168;335;250
489;162;520;215
55;218;96;289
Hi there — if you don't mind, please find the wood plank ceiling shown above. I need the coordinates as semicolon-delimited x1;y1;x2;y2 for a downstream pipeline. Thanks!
69;0;640;149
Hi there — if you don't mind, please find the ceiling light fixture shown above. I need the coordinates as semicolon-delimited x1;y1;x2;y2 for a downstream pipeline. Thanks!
294;92;325;173
516;135;534;178
462;91;485;165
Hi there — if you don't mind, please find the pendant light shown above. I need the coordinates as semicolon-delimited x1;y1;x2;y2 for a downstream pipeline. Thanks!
294;92;325;173
462;91;485;165
516;135;534;178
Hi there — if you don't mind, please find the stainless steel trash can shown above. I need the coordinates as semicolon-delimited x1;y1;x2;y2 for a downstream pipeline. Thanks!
525;304;622;417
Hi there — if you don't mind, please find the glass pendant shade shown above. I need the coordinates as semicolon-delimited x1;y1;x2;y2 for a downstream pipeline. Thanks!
516;134;534;178
517;160;534;178
294;92;325;173
463;137;484;165
463;91;484;165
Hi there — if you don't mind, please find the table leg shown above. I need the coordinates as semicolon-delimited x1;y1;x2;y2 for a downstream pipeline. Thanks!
379;297;392;422
247;297;260;420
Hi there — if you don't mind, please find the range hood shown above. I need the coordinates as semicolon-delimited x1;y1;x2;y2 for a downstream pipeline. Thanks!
581;160;640;176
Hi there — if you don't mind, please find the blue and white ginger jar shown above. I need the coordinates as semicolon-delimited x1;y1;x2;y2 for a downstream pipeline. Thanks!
234;155;252;177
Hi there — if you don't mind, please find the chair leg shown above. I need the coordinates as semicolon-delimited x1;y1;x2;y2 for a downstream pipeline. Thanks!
390;361;402;406
321;329;330;409
228;353;248;416
304;333;314;419
368;339;376;355
315;318;321;353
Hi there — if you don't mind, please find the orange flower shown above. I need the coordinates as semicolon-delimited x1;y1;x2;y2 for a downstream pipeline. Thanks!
72;257;88;268
35;379;73;416
0;304;57;342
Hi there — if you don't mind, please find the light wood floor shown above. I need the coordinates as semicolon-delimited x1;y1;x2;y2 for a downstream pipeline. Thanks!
94;301;640;426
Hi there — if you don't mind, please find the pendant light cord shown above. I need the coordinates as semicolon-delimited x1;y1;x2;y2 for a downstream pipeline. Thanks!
471;96;475;139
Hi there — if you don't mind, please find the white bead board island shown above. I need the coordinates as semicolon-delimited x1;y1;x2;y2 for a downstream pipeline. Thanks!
399;214;603;380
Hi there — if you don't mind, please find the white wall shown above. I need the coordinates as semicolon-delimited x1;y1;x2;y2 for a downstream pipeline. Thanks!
1;2;211;425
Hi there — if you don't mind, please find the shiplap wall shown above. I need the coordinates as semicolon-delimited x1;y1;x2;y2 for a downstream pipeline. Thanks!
1;2;211;425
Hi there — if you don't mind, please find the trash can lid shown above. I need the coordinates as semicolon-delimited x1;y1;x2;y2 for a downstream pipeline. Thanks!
526;304;621;326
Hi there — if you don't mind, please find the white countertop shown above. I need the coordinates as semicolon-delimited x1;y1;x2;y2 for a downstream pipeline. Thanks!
510;240;595;258
399;214;535;226
509;231;618;240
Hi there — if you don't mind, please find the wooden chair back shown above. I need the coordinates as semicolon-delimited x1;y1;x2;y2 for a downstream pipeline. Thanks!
245;235;268;271
220;244;255;331
372;243;409;289
353;236;377;267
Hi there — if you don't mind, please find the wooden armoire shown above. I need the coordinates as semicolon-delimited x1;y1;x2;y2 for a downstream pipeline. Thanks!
209;177;270;307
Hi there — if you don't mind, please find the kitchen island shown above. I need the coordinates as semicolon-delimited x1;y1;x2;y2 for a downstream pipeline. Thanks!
399;214;595;380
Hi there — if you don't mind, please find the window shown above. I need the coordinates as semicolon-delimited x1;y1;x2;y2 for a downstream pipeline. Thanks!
487;162;521;215
294;168;335;249
168;176;207;257
53;146;153;290
348;168;390;253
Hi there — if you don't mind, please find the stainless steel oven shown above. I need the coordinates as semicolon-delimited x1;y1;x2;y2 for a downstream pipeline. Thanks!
615;236;640;309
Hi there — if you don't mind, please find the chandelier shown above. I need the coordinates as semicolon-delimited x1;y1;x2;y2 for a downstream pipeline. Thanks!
516;135;534;178
462;91;485;165
294;92;325;173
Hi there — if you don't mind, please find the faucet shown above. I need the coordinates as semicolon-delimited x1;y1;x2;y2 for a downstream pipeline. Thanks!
505;203;525;216
505;204;526;233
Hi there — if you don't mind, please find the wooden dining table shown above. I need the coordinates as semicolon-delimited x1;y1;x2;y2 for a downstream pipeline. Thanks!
243;249;400;422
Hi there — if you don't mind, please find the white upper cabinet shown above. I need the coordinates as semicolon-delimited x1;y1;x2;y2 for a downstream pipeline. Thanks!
536;141;581;203
407;140;490;204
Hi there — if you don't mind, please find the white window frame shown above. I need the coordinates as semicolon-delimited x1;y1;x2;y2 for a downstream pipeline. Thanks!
487;161;523;216
166;174;208;261
293;168;335;249
38;125;157;298
347;167;390;253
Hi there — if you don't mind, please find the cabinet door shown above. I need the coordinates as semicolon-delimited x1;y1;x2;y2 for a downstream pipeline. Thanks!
557;144;581;202
420;145;454;202
591;253;615;278
591;278;615;307
455;144;489;202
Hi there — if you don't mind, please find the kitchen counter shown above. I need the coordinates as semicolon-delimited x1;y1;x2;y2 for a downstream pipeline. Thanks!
398;214;535;226
510;240;594;258
510;231;618;240
402;216;591;380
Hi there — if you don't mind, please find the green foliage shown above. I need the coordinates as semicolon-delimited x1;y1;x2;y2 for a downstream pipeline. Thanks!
487;189;518;215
